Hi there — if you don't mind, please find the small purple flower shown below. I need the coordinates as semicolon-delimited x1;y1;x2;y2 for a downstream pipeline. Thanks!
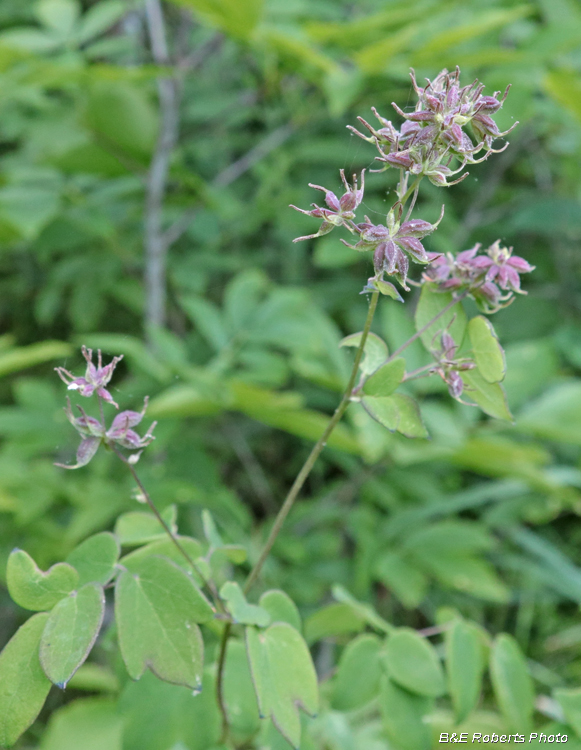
469;240;534;292
290;170;365;242
106;398;157;451
55;346;123;408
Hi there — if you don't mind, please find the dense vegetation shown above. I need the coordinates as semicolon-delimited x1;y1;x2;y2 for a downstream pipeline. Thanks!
1;0;581;748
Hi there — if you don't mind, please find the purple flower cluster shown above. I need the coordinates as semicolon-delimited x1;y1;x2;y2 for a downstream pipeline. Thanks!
424;240;535;312
351;67;517;186
55;348;156;469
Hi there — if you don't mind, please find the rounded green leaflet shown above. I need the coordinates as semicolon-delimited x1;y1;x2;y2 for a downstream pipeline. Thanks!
379;674;432;750
468;316;506;383
7;548;79;612
384;627;446;697
0;612;51;748
246;622;318;750
362;358;405;397
415;285;467;352
361;395;399;431
115;555;213;690
66;532;120;586
224;639;261;743
461;368;513;422
40;583;105;688
393;394;428;439
331;634;383;711
259;590;301;631
490;633;534;732
220;581;271;627
445;619;486;723
339;331;388;376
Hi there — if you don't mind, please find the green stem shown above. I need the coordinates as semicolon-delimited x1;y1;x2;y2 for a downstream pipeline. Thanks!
243;289;379;595
113;446;224;610
214;290;380;742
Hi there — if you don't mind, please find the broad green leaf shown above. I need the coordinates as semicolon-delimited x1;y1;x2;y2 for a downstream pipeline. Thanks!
0;341;72;378
39;698;123;750
114;505;177;546
555;688;581;737
362;358;405;397
7;549;78;611
404;520;495;557
374;552;428;609
446;620;486;723
379;675;432;750
415;285;466;352
202;510;247;564
66;532;120;586
85;81;158;160
490;634;534;732
392;393;429;438
220;582;270;627
0;613;51;748
331;634;383;711
413;550;510;603
259;590;301;631
246;623;318;749
303;603;365;644
469;316;506;383
115;556;213;689
340;331;388;377
361;395;399;431
462;368;513;421
224;640;261;743
40;583;105;688
384;628;446;697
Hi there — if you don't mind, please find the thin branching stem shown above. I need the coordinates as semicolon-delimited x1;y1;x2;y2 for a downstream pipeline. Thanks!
214;290;380;741
112;445;223;610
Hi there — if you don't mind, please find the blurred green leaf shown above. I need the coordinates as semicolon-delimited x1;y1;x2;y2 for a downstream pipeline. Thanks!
469;316;506;384
446;619;486;723
490;634;534;732
331;634;383;711
462;368;513;421
374;551;428;609
340;331;388;377
379;675;432;750
384;628;446;697
39;698;123;750
0;613;51;748
114;506;177;546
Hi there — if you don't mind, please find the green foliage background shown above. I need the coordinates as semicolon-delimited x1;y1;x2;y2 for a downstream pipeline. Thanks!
1;0;581;746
